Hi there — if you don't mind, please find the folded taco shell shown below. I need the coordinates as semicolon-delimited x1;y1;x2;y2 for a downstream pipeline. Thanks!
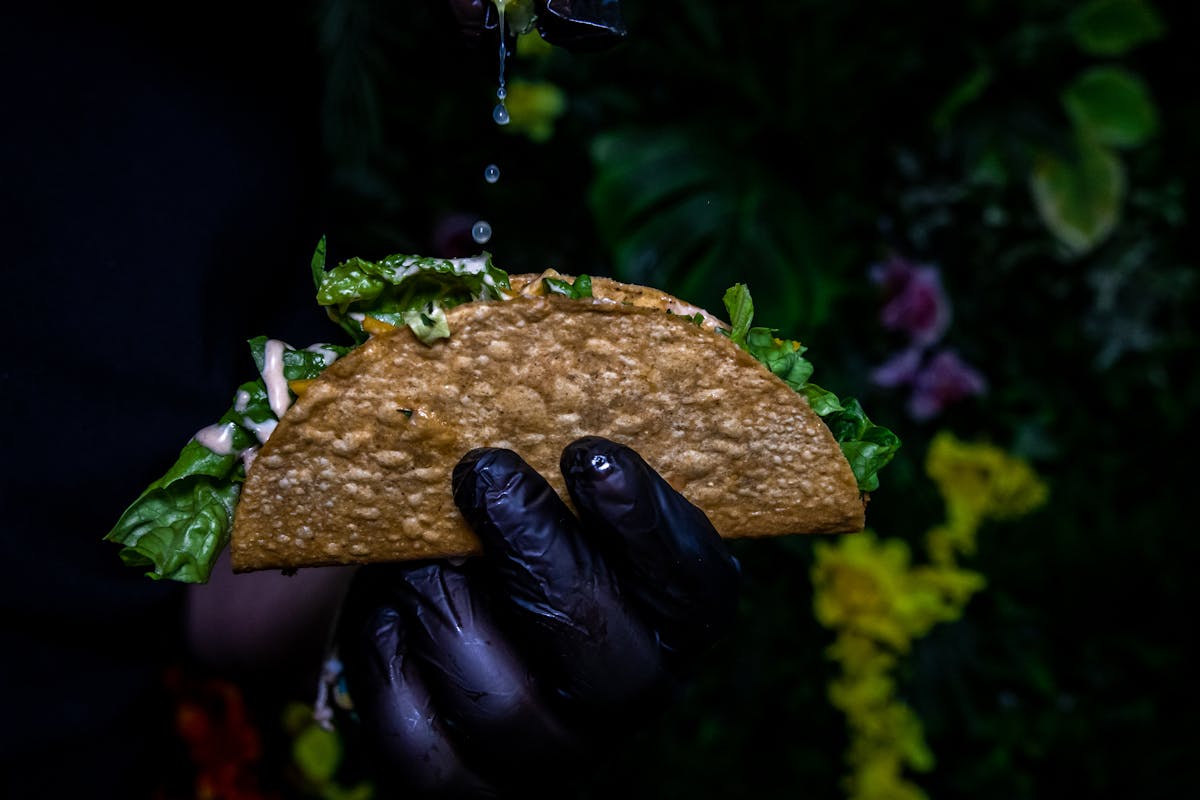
231;280;865;571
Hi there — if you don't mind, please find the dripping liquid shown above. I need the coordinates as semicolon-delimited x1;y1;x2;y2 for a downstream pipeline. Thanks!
492;3;510;126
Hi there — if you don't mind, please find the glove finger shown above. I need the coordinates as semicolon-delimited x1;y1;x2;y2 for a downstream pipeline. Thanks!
338;566;495;797
561;437;741;658
392;562;582;784
452;448;667;716
537;0;628;51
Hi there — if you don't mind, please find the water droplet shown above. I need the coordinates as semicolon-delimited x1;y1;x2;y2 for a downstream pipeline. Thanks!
484;164;500;184
496;86;507;100
492;103;510;126
471;220;493;244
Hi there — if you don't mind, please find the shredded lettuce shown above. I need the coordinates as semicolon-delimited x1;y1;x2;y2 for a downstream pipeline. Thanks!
314;247;511;345
105;381;269;582
543;274;593;299
722;284;900;492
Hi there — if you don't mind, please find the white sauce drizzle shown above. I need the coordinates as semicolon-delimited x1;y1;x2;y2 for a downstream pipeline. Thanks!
666;300;725;331
390;255;492;284
243;416;278;445
305;344;340;367
262;339;292;418
194;422;238;456
234;389;251;413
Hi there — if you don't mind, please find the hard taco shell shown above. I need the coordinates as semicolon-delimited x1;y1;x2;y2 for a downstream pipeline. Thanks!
231;280;864;572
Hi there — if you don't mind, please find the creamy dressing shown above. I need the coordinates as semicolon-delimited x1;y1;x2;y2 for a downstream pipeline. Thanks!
667;300;725;330
389;255;492;284
305;344;340;367
243;416;278;445
194;422;238;456
261;339;292;418
234;389;251;413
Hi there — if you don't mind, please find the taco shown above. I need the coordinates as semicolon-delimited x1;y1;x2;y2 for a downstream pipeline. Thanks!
106;245;899;581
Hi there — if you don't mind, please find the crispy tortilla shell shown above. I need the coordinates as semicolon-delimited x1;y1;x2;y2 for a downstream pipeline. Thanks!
231;294;864;571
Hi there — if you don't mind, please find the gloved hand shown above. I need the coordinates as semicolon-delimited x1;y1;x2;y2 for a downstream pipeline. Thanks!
447;0;627;52
337;436;740;797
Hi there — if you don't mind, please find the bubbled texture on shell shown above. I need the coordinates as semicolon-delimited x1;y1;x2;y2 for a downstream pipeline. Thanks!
231;297;864;571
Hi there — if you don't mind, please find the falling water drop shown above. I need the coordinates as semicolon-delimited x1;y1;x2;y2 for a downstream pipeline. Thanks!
484;164;500;184
493;1;510;127
472;220;493;244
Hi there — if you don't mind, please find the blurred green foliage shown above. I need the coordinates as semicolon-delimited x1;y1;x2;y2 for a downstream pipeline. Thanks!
315;0;1197;796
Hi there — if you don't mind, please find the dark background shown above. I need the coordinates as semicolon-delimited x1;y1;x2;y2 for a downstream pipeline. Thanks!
2;0;1195;797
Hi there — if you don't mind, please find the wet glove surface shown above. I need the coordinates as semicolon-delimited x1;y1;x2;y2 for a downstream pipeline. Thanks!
338;437;739;797
447;0;627;52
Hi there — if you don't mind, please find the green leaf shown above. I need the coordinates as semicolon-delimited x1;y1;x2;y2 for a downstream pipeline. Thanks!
590;128;841;331
248;336;352;381
106;479;241;583
931;64;993;131
311;236;328;292
801;383;845;416
745;328;813;393
543;274;594;299
1069;0;1164;56
821;399;902;493
1030;135;1125;255
107;344;349;583
1063;67;1158;149
722;284;754;346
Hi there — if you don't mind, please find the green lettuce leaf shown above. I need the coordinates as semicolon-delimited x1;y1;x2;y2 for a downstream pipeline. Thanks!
722;285;899;491
104;387;259;582
248;337;352;380
315;251;511;344
544;274;594;299
104;345;347;582
108;478;241;583
723;284;754;346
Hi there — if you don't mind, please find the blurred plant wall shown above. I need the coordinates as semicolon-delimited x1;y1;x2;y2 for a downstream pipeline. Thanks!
316;0;1197;796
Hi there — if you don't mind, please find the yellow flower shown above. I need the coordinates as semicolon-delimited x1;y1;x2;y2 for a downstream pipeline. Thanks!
814;532;977;649
516;29;555;59
502;79;566;142
813;533;918;650
826;632;898;676
925;431;1048;536
816;434;1045;800
847;747;930;800
829;671;896;717
908;563;987;619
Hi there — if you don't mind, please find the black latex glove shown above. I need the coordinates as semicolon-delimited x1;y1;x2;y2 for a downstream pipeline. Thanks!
447;0;627;52
338;436;740;797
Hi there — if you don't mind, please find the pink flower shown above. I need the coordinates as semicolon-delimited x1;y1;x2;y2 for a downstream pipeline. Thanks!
907;350;987;421
870;256;951;346
871;346;924;388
